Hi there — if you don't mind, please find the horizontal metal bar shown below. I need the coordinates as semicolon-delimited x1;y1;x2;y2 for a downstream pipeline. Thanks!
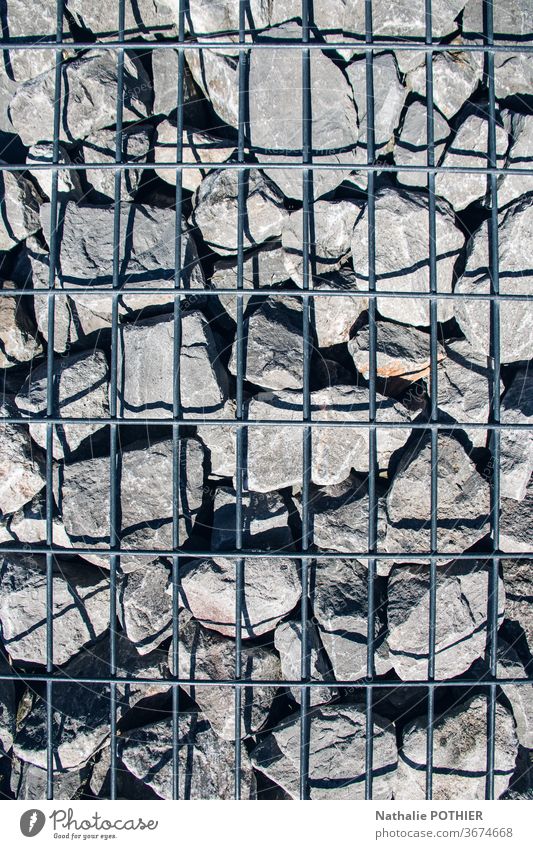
0;39;532;54
3;161;533;175
1;288;531;302
2;417;532;429
0;672;531;687
0;546;530;560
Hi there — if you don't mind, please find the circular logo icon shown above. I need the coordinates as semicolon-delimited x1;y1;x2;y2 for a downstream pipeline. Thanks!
20;810;46;838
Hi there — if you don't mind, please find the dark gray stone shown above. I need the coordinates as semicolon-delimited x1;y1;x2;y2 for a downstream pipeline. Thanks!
500;475;533;553
499;111;533;207
155;122;235;190
27;142;82;201
274;619;336;706
0;654;15;754
0;284;43;369
502;559;533;656
10;756;88;800
0;166;41;252
405;49;483;120
65;0;180;40
83;126;153;201
211;487;293;552
498;639;533;749
120;562;173;655
312;269;368;348
346;53;407;150
500;367;533;501
0;397;45;515
349;321;445;381
209;243;291;323
395;101;450;189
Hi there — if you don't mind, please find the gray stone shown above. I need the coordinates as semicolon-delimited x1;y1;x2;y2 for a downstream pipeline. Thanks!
0;654;15;754
185;49;239;128
500;367;533;501
118;310;228;419
395;100;450;189
30;204;205;351
26;142;82;201
0;0;70;82
312;556;390;681
57;437;205;570
15;349;110;458
197;400;237;478
229;296;303;390
155;122;235;191
209;243;292;323
152;49;205;119
119;714;256;799
0;166;41;252
351;188;464;326
282;200;362;285
500;475;533;553
384;433;491;556
387;561;505;681
435;113;509;210
502;559;533;656
349;321;445;381
10;757;88;800
179;555;301;639
312;269;368;348
249;23;359;200
309;477;387;562
186;0;270;37
83;126;153;201
0;397;45;514
346;0;466;40
251;703;397;800
274;619;336;706
0;284;43;369
396;695;518;799
246;386;414;491
462;0;533;99
65;0;180;40
499;112;533;208
212;487;293;552
438;338;499;448
455;196;533;363
9;49;151;148
346;53;407;151
5;491;72;549
192;167;288;255
498;639;533;749
0;553;110;666
120;562;173;655
405;48;483;120
13;635;169;770
172;609;280;740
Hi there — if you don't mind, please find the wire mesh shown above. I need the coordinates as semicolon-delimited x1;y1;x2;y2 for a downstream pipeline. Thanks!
0;0;532;803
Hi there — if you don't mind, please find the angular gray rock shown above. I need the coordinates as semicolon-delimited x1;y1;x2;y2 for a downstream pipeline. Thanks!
197;399;237;478
312;556;390;681
155;121;235;190
349;321;445;381
0;654;16;754
192;168;288;255
0;285;43;369
9;49;151;148
500;367;533;501
455;196;533;363
211;487;293;552
312;270;368;348
15;349;110;458
229;296;303;390
185;49;239;128
246;386;414;492
351;188;464;326
384;433;491;556
0;553;110;666
209;243;291;323
387;561;505;680
437;338;499;448
65;0;180;40
249;23;359;200
405;48;483;120
13;635;169;770
500;475;533;553
0;0;68;81
274;619;336;706
251;703;397;800
179;555;301;639
0;397;45;515
497;639;533;749
118;310;228;419
435;113;509;211
119;714;256;799
10;757;88;801
0;166;41;252
309;477;387;562
83;126;153;201
346;0;466;40
172;609;281;740
120;562;173;655
498;111;533;208
502;559;533;655
26;142;82;201
396;695;518;799
151;48;205;118
57;437;205;569
395;100;450;189
4;491;72;549
282;200;362;285
346;53;407;151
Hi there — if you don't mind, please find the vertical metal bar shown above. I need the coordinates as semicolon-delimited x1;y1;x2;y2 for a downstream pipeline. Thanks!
425;0;439;802
299;0;312;803
171;0;186;802
108;0;126;802
364;0;376;802
483;0;501;802
233;0;248;800
45;0;65;802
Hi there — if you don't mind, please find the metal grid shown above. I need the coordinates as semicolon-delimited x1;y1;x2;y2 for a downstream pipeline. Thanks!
0;0;532;802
